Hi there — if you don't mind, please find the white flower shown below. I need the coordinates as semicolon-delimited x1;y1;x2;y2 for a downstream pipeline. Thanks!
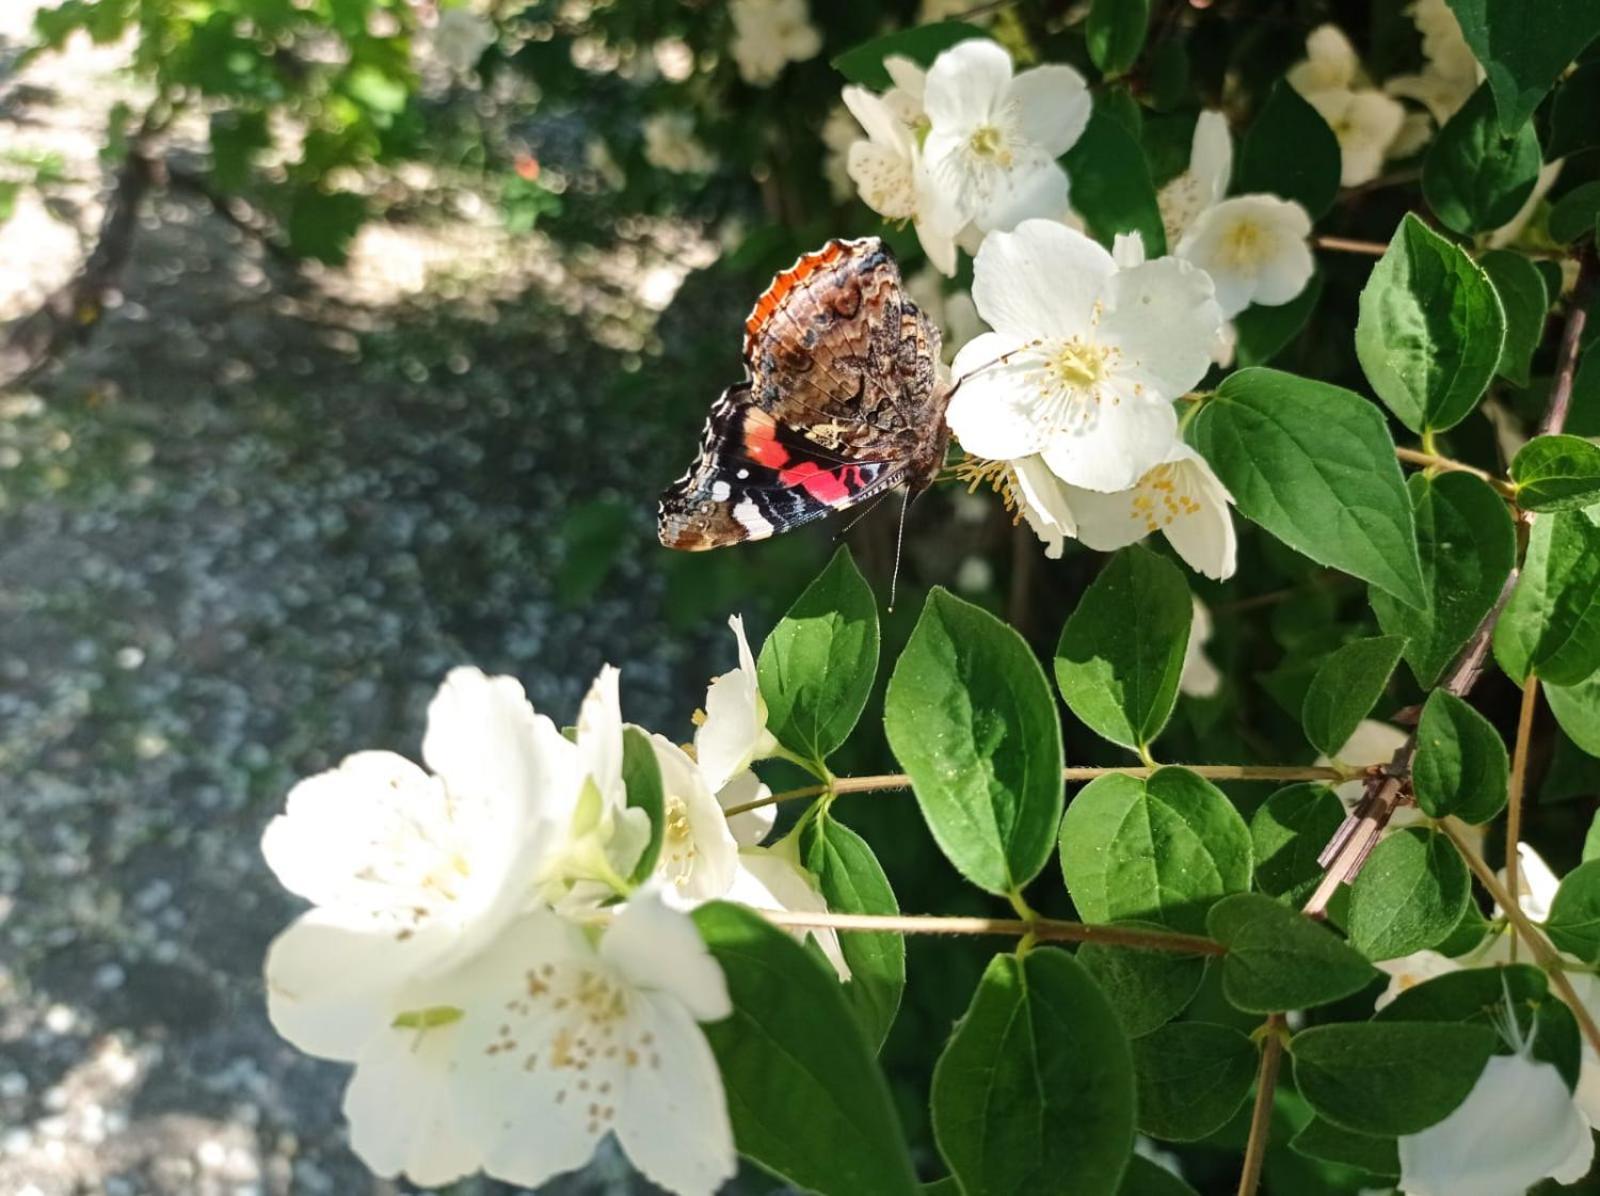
1289;25;1408;187
921;40;1091;234
841;85;963;275
1063;441;1238;579
949;220;1222;493
262;667;646;1061
1157;111;1234;251
1373;949;1463;1010
643;113;715;175
955;453;1079;559
1177;195;1315;320
729;0;821;87
1386;0;1483;124
425;8;496;75
695;615;778;792
347;891;736;1193
1181;597;1222;698
1398;1007;1594;1195
725;835;850;979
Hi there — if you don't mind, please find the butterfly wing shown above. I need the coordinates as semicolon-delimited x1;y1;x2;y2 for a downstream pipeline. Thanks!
657;384;907;551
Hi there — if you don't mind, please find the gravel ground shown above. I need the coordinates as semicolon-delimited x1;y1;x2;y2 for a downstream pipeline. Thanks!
0;20;742;1195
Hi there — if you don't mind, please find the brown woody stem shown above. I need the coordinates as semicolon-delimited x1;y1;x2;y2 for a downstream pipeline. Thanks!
1237;1014;1289;1196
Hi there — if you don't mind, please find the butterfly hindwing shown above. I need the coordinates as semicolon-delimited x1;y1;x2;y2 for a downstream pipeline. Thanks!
658;384;905;551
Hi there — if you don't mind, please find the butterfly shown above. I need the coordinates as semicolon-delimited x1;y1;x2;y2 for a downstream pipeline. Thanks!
657;237;952;551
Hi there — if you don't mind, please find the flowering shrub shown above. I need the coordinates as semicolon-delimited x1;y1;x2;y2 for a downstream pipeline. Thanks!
25;0;1600;1191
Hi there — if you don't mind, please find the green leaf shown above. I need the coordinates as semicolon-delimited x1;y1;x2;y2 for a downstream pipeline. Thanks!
1492;504;1600;685
1087;0;1150;77
802;815;905;1051
932;949;1136;1196
1063;104;1166;255
1375;963;1582;1089
1300;635;1406;758
1233;270;1324;368
1290;1021;1497;1135
1422;84;1542;235
1412;690;1510;822
1479;249;1548;387
285;187;367;264
1187;368;1426;607
1059;768;1252;935
1117;1155;1199;1196
1251;784;1349;904
885;588;1064;896
694;902;918;1196
1289;1118;1400;1179
758;546;879;765
1511;434;1600;512
831;22;990;88
1347;828;1471;960
1546;859;1600;963
1208;893;1378;1014
1077;923;1208;1039
1054;546;1191;753
1445;0;1600;131
1355;213;1506;434
1549;180;1600;243
1132;1022;1257;1141
1236;80;1343;219
1549;62;1600;159
1370;471;1516;688
1548;670;1600;757
621;727;664;883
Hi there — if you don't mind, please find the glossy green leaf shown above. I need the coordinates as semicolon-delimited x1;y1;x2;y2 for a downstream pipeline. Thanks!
1236;80;1343;219
1355;214;1506;434
1077;924;1208;1039
1479;248;1549;387
1059;768;1252;935
1291;1021;1497;1135
886;588;1064;896
832;22;990;88
1511;434;1600;512
1188;369;1425;607
1117;1155;1199;1196
1371;471;1516;688
1445;0;1600;131
1301;635;1406;758
759;546;879;764
1251;784;1348;904
1290;1118;1399;1179
1347;828;1471;960
1412;690;1509;822
621;727;664;883
1548;670;1600;757
1233;270;1324;368
1087;0;1150;77
802;815;904;1051
1549;61;1600;159
1549;180;1600;243
694;902;918;1196
1133;1022;1256;1142
1546;859;1600;963
1207;893;1378;1014
1422;84;1542;234
1375;963;1582;1089
1492;504;1600;685
932;949;1136;1196
1063;104;1166;255
1055;546;1191;753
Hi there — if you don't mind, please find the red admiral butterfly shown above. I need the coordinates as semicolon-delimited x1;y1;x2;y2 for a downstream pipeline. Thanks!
658;237;952;551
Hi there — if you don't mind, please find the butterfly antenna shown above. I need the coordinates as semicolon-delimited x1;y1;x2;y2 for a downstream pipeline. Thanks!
888;485;911;612
833;488;895;541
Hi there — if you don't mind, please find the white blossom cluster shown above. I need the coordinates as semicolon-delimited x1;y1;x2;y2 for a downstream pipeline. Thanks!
259;619;829;1192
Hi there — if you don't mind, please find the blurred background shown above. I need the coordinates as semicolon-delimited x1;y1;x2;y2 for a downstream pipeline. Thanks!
3;0;1598;1193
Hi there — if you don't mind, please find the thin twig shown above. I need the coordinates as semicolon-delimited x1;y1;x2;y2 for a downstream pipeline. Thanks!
1539;245;1595;437
1312;234;1387;256
1238;1014;1288;1196
1504;675;1541;958
1394;446;1518;497
1440;820;1600;1060
754;909;1226;955
722;763;1346;817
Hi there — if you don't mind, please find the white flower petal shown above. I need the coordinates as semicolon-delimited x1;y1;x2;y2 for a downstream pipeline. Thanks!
1372;949;1461;1011
649;733;740;902
842;84;912;151
1008;63;1091;157
1111;231;1147;269
970;219;1116;340
883;54;928;105
1321;719;1409;808
602;888;732;1021
1012;453;1078;558
343;1017;480;1187
973;162;1073;233
1042;396;1179;493
718;768;777;847
947;332;1049;460
612;993;738;1196
577;664;625;807
1190;110;1233;207
1177;195;1314;318
1157;447;1237;580
1180;596;1222;698
923;38;1014;130
695;616;769;793
1098;257;1222;400
728;844;851;980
